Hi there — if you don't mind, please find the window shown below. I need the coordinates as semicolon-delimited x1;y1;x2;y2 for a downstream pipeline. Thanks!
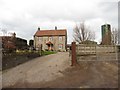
59;44;63;49
37;37;39;41
59;36;62;41
49;36;53;41
38;37;43;41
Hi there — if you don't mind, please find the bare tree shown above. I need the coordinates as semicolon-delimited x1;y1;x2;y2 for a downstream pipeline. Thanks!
111;27;118;45
73;22;95;44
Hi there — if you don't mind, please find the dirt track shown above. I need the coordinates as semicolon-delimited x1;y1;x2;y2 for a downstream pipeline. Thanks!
2;52;70;88
2;52;118;88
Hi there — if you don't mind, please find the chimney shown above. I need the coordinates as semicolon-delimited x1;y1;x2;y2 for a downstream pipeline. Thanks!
38;27;40;31
55;26;57;30
11;32;16;39
13;32;16;37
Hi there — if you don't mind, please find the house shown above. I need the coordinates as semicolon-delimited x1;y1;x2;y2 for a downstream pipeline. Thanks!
34;27;67;51
15;37;28;50
0;32;28;52
0;36;16;51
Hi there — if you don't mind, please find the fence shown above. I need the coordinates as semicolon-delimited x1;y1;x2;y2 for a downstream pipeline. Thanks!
71;42;119;66
76;45;117;55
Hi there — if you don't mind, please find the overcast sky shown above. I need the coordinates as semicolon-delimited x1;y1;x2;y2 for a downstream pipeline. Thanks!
0;0;118;44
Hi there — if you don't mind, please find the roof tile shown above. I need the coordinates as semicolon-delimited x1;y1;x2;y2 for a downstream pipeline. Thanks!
34;29;67;36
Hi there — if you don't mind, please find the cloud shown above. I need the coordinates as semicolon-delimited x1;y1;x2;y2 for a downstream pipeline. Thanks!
0;0;118;44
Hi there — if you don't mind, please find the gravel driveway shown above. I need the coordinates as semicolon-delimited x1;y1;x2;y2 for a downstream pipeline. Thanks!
2;52;70;88
2;52;118;88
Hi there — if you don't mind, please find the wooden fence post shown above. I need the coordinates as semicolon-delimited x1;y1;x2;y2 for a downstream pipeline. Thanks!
71;42;77;66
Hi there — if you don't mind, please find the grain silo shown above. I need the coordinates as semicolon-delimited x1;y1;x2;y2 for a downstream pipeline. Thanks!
101;24;111;45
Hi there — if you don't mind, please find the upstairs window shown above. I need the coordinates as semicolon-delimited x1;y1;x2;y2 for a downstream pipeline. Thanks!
59;36;62;41
49;36;53;41
39;37;43;41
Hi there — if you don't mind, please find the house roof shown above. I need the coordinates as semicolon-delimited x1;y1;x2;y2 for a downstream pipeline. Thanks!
0;36;11;38
0;36;13;41
0;36;27;41
34;29;67;36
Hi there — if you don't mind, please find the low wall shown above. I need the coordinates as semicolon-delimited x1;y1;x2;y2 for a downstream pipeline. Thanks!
2;52;40;70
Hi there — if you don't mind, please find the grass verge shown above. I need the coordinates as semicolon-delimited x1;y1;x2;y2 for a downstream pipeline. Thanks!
41;51;57;56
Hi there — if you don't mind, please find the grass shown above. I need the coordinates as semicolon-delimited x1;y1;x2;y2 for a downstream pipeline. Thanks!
41;51;57;56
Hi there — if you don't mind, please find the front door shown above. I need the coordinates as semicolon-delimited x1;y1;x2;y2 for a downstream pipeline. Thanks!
47;44;53;51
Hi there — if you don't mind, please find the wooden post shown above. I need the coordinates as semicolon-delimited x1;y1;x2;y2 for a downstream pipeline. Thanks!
71;42;77;66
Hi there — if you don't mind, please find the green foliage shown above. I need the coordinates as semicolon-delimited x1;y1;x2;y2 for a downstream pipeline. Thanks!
41;51;57;56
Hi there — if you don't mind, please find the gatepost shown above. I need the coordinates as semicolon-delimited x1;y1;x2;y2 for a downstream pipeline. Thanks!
71;42;77;66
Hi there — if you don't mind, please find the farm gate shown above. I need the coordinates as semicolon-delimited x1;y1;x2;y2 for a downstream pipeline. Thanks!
70;42;119;66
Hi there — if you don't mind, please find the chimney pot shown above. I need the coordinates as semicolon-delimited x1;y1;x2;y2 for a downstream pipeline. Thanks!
13;32;16;37
55;26;57;30
38;27;40;30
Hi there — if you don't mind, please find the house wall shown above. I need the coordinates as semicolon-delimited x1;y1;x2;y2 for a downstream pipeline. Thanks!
34;35;67;51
